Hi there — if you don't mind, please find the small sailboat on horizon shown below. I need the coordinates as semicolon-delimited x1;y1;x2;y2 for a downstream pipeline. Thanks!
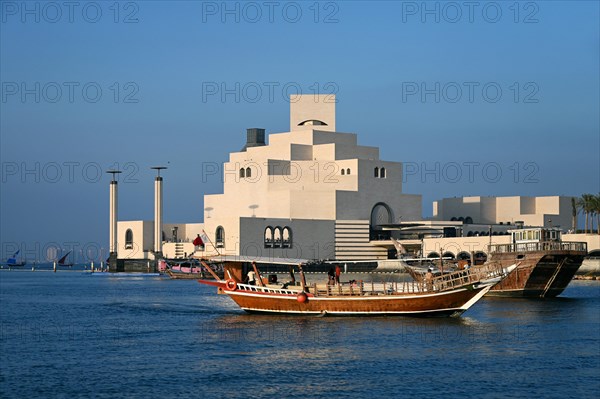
57;251;74;267
4;250;26;267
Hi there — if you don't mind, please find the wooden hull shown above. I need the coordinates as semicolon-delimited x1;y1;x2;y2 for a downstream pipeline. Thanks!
211;283;493;317
487;251;585;298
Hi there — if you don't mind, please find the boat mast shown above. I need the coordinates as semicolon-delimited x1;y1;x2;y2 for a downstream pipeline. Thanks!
298;263;307;292
252;261;265;287
199;260;222;281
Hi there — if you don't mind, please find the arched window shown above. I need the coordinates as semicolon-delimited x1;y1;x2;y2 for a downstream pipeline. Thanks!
264;226;274;248
474;252;487;262
125;229;133;249
298;119;328;126
442;251;455;260
380;167;386;178
374;167;379;178
246;167;251;178
282;227;292;248
239;168;245;178
215;226;225;248
273;226;282;248
464;216;473;224
427;252;440;259
457;251;471;260
346;168;350;175
450;217;457;221
341;169;345;175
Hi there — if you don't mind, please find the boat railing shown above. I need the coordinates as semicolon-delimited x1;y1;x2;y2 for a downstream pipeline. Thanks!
234;283;302;296
424;262;506;293
310;263;507;297
489;241;587;254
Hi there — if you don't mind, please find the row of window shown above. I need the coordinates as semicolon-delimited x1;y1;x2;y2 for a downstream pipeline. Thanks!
450;216;474;224
427;251;488;260
264;226;292;248
125;225;289;251
239;168;252;178
240;166;389;179
374;167;386;178
451;217;520;227
466;231;510;237
126;227;225;249
241;166;390;179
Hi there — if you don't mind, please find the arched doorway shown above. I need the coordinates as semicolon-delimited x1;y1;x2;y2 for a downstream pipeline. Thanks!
370;202;393;241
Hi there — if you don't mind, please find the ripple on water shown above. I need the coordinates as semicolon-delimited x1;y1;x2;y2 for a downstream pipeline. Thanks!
1;274;598;398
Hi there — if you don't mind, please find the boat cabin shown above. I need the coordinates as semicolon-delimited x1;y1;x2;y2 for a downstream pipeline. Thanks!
510;227;561;244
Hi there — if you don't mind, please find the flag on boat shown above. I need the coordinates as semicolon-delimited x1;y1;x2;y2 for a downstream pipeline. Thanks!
193;234;204;246
201;231;210;244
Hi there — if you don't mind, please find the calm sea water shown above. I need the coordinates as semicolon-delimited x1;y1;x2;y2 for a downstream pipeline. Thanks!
1;269;598;399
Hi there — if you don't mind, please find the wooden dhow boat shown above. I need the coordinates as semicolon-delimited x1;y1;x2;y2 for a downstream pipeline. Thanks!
197;256;515;317
485;227;587;297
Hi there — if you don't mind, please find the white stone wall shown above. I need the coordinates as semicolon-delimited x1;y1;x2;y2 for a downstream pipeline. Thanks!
239;217;335;261
421;235;511;257
433;195;573;229
117;220;153;259
563;234;600;252
290;94;336;132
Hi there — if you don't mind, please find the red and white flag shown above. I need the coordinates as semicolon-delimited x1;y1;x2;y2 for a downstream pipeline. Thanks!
193;234;204;246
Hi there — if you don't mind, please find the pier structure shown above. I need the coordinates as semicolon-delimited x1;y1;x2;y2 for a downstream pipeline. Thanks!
107;170;121;270
152;166;167;257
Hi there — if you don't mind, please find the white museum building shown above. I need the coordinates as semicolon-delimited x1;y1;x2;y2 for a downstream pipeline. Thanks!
114;95;594;265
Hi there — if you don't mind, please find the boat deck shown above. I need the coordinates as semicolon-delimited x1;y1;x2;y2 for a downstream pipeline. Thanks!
230;263;507;298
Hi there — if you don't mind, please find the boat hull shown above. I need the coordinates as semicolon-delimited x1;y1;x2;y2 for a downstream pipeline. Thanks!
222;284;491;317
487;251;585;298
166;269;204;279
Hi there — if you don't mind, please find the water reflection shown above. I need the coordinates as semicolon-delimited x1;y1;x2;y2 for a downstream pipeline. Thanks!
194;312;513;362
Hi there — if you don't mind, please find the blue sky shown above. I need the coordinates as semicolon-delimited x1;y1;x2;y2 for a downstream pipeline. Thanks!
1;1;599;262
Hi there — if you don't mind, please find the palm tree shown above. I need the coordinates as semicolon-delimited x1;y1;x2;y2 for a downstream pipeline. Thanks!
571;197;578;232
576;196;586;233
579;194;595;234
592;193;600;235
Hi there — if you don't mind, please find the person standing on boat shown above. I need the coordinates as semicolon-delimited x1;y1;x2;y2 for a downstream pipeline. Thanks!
247;270;256;285
425;268;434;291
335;264;341;284
328;267;335;285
